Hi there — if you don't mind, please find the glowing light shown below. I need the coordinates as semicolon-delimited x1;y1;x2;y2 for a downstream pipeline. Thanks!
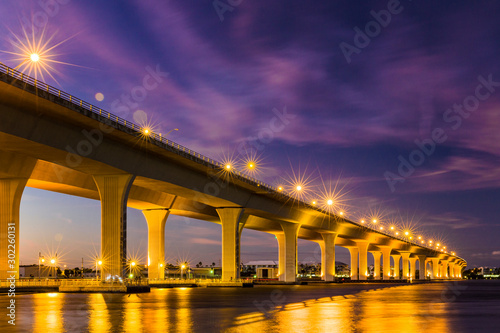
95;92;104;101
372;219;377;223
437;243;440;247
296;185;302;191
361;220;365;224
2;26;79;83
418;236;422;240
396;232;399;235
143;128;150;135
390;226;394;230
50;259;55;264
404;231;409;236
131;262;136;267
327;199;333;206
312;201;317;205
97;260;102;265
278;186;283;191
225;164;232;170
421;240;424;244
339;211;344;216
379;226;384;230
160;264;163;267
247;162;255;169
181;264;186;269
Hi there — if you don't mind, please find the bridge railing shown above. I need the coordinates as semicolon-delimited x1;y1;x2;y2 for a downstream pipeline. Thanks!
0;62;459;258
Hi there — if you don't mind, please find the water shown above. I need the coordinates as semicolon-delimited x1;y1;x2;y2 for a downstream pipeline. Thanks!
1;280;499;332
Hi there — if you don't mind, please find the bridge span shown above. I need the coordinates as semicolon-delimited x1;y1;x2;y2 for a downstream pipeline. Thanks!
0;63;466;283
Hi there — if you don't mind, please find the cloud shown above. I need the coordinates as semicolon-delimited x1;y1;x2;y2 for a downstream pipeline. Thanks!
190;238;221;246
420;212;484;229
492;251;500;256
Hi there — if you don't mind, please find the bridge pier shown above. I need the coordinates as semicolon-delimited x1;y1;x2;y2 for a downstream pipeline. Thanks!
370;251;381;280
391;254;401;279
409;257;417;279
319;232;337;281
93;174;135;280
401;252;411;279
0;153;37;280
441;260;449;279
417;255;427;280
277;222;300;282
356;241;369;280
347;247;359;280
429;258;440;279
143;209;170;280
380;247;392;280
216;208;246;282
449;261;455;278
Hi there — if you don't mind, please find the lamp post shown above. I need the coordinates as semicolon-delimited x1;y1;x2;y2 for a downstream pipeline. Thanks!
181;264;186;280
130;261;136;279
50;258;56;279
96;259;102;280
38;253;45;279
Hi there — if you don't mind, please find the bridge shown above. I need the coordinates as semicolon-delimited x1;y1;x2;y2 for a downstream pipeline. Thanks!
0;62;466;283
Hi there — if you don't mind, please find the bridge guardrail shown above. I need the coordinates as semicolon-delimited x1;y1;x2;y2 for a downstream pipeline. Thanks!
0;62;462;260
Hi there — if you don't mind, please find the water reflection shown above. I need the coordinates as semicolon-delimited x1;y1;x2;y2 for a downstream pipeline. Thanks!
88;294;111;333
33;292;64;332
1;281;492;332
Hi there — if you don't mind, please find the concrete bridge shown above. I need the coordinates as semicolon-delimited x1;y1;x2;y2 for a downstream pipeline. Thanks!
0;63;466;283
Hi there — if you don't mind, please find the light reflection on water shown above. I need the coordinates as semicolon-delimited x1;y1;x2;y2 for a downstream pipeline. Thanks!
1;281;499;332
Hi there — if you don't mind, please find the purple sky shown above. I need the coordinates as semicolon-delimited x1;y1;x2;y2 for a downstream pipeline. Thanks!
2;0;499;269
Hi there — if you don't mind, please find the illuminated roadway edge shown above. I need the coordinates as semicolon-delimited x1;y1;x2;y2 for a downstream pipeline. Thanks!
0;62;466;274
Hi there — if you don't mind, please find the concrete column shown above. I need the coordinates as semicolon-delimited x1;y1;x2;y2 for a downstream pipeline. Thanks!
216;208;246;282
401;252;410;279
277;222;301;282
370;251;381;280
93;174;135;280
0;154;37;280
417;255;427;280
391;254;401;279
429;258;440;279
381;247;392;280
348;247;359;280
356;241;369;280
320;232;337;281
449;262;455;278
409;257;417;280
441;260;449;279
143;209;170;280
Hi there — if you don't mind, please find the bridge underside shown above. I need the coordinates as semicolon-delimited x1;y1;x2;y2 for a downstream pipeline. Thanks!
0;75;466;282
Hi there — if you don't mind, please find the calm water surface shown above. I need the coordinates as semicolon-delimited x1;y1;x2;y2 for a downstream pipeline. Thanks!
1;280;499;332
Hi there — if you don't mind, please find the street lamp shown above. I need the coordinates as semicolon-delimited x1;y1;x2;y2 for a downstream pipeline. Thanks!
181;264;186;280
96;259;102;280
50;257;57;279
38;253;45;279
130;261;136;279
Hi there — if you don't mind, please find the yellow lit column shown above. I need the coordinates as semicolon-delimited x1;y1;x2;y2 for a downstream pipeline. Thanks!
448;262;455;278
319;232;337;281
0;155;37;280
430;258;440;279
277;222;301;282
391;254;401;279
441;260;449;279
370;251;381;280
381;247;392;280
417;255;427;280
401;252;410;279
409;257;417;280
347;247;359;280
216;208;246;282
94;174;135;280
356;241;369;280
143;209;170;280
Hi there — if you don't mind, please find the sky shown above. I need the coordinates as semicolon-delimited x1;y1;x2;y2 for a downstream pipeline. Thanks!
1;0;499;269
